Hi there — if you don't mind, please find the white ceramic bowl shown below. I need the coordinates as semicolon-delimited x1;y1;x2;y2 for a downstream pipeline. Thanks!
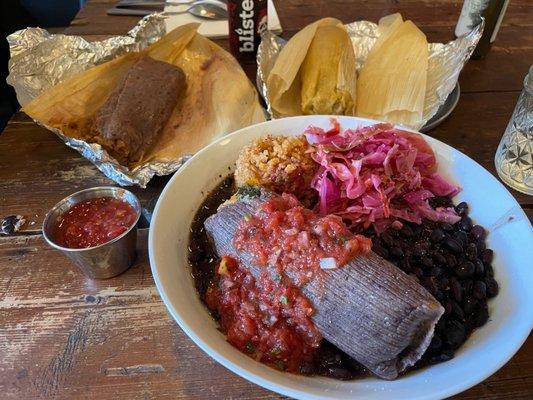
149;116;533;400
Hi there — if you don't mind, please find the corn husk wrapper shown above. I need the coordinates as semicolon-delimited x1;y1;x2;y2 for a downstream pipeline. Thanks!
266;18;357;117
356;14;428;128
257;15;483;131
21;23;265;179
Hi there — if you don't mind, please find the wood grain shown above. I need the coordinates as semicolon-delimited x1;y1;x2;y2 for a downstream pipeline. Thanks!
0;231;531;399
1;0;532;399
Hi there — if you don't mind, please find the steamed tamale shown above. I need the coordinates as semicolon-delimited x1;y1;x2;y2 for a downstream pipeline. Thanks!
300;25;356;115
356;14;429;129
267;18;357;117
204;190;444;380
91;56;186;164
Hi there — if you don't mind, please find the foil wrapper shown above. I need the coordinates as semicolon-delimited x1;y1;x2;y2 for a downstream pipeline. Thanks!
7;14;176;188
257;20;484;127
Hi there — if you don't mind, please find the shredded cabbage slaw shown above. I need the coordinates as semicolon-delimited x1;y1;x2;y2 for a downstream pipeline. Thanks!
305;120;461;232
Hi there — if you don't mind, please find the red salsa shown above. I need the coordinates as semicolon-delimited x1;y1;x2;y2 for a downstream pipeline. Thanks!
206;194;371;373
54;197;137;249
206;256;320;372
234;193;372;286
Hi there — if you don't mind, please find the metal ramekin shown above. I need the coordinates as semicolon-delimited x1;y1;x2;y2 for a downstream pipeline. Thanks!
42;187;141;279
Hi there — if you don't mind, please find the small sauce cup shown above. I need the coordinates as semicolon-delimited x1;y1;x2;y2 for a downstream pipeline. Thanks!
43;187;141;279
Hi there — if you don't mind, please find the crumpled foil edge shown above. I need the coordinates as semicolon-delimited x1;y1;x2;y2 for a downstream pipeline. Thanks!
257;19;484;128
7;14;179;188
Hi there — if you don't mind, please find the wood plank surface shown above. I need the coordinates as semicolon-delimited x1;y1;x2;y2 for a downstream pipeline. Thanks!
1;232;531;400
1;0;532;399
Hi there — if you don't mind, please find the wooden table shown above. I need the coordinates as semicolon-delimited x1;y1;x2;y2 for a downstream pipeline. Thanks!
1;1;532;399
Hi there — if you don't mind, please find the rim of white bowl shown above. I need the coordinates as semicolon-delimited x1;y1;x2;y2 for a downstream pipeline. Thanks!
149;115;533;400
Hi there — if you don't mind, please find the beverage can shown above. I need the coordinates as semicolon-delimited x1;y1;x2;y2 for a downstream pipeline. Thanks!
228;0;268;62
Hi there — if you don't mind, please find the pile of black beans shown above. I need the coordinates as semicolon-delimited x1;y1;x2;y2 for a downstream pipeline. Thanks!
364;198;499;365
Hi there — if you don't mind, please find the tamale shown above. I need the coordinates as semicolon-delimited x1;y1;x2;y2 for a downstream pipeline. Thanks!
204;190;444;380
91;56;186;164
356;14;429;129
267;18;357;117
300;25;356;115
22;24;265;169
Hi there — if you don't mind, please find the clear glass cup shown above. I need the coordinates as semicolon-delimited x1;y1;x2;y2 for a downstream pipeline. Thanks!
495;65;533;195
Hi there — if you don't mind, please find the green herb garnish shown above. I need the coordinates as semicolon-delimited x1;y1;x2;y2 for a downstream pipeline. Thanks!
246;341;256;353
272;346;282;355
236;185;261;199
338;235;348;244
280;295;289;305
273;273;282;282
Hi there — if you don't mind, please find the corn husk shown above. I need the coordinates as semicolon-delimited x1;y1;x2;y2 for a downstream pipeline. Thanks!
266;18;357;117
22;23;265;169
356;14;429;128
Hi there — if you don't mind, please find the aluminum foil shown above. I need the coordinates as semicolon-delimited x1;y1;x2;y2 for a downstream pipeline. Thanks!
7;14;174;188
257;19;484;127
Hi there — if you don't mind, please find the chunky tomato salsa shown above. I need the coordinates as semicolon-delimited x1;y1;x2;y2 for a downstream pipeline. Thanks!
234;193;372;286
54;197;137;249
206;194;371;372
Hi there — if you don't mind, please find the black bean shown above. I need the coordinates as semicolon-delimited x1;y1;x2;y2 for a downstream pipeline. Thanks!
455;231;469;246
485;277;499;298
428;351;454;364
459;217;473;231
445;254;457;268
430;229;446;243
456;261;475;278
474;259;485;277
327;367;353;380
398;258;411;273
445;321;466;348
434;290;444;301
451;279;463;302
432;252;446;266
429;266;443;277
451;300;465;320
466;243;478;261
400;225;414;238
439;277;450;290
462;279;473;295
473;304;489;327
473;281;487;299
476;240;486;252
444;238;463;254
390;247;404;259
421;256;434;269
381;232;394;247
481;249;494;264
441;222;454;231
463;297;477;314
455;202;469;216
373;244;389;258
470;225;485;241
421;277;438;295
413;267;424;278
485;264;494;277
